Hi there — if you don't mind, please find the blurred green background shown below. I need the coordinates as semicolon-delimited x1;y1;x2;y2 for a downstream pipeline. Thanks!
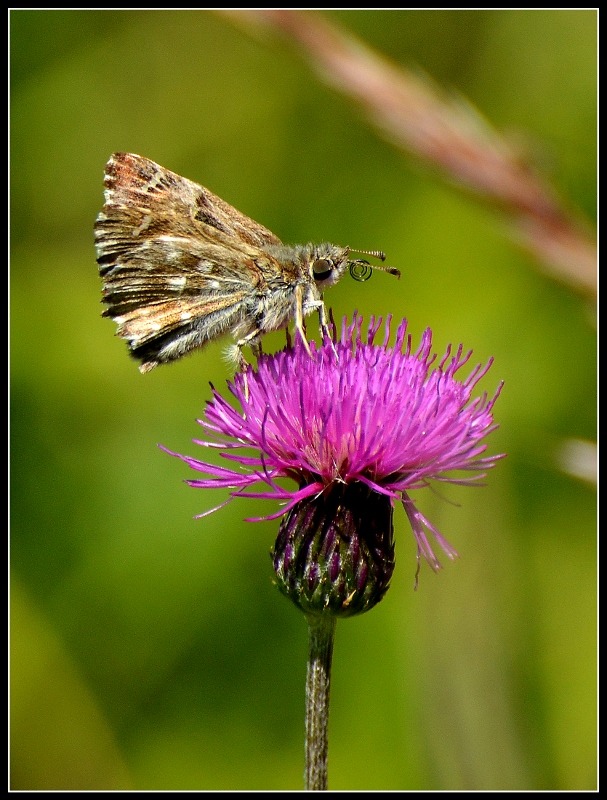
10;9;596;790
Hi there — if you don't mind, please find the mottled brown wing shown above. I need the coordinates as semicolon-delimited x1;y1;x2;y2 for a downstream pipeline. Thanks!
97;152;283;252
94;153;286;370
97;224;269;314
111;292;249;347
95;152;287;309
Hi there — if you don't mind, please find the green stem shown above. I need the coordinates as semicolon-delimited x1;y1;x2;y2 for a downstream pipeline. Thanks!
304;614;337;791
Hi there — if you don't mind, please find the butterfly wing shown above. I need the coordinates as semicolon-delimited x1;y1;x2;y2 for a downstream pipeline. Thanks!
94;153;286;371
97;152;283;251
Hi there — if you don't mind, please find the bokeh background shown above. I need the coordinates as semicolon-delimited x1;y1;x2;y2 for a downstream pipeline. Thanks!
11;9;596;790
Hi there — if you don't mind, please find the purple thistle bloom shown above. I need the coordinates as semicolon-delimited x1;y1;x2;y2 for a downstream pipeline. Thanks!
163;314;504;603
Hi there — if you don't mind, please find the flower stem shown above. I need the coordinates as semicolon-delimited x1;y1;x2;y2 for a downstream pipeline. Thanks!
304;614;337;791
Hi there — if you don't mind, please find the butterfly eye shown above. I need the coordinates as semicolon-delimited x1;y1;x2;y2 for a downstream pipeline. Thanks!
312;259;333;280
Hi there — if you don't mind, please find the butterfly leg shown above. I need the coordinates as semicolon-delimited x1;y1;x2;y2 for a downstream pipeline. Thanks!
317;299;339;360
230;329;264;372
231;333;265;399
294;284;313;357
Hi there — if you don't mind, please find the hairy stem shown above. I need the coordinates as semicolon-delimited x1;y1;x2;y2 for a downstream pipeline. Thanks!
304;614;337;791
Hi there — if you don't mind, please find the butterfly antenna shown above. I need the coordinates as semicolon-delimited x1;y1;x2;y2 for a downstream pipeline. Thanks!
348;249;401;281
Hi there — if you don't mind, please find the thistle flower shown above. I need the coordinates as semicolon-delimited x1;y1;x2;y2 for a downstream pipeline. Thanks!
163;313;504;610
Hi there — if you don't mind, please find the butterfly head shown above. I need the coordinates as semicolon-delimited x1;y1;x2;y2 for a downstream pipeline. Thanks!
307;244;400;289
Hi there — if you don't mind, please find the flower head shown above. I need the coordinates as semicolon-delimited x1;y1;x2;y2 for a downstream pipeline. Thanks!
163;314;504;606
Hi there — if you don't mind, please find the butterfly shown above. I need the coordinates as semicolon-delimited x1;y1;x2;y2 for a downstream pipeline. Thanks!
94;153;399;372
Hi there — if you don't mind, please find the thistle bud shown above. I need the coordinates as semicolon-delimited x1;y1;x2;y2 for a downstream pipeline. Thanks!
272;483;395;618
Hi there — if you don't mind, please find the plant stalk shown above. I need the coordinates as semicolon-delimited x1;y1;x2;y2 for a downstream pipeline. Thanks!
304;614;337;791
